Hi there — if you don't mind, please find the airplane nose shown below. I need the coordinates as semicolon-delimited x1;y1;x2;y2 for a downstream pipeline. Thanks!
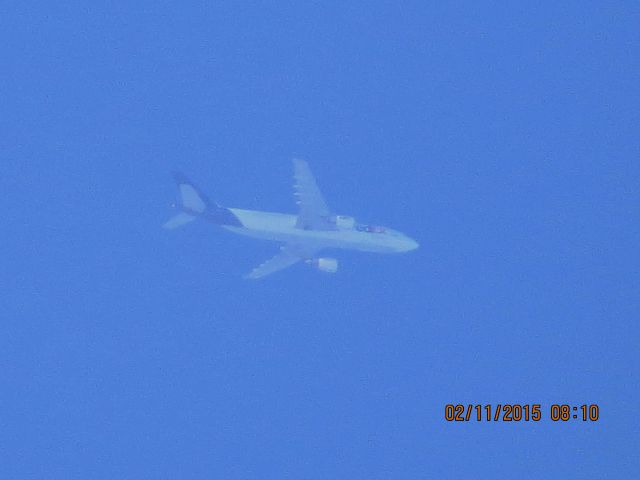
405;237;419;251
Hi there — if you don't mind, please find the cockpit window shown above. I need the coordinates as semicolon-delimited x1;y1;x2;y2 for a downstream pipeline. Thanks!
356;224;386;233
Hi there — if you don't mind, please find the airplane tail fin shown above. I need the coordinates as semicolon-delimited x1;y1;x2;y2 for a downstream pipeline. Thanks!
162;172;211;230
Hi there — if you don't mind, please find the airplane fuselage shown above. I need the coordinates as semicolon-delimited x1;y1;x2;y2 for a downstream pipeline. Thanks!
222;208;419;254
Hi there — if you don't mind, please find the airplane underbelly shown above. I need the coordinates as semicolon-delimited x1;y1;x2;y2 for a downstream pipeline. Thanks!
223;208;397;253
223;225;327;245
222;225;394;253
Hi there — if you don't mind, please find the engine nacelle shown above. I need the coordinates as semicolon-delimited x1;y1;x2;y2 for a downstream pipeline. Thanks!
334;215;355;229
309;257;338;273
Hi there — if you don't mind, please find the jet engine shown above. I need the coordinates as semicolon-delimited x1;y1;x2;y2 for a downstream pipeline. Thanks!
334;215;355;229
309;257;338;273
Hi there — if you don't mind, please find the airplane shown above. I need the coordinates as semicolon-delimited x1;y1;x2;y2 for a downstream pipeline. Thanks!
163;159;419;279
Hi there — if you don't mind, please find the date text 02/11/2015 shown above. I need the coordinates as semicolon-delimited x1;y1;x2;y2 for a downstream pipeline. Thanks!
444;404;600;422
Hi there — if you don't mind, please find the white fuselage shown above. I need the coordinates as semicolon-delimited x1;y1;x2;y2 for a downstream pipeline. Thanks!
223;208;419;254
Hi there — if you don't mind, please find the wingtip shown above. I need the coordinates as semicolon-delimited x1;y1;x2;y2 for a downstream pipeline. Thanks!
171;171;191;185
292;158;307;167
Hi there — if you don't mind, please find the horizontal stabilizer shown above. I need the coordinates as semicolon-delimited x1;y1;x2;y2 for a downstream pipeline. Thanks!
163;212;195;229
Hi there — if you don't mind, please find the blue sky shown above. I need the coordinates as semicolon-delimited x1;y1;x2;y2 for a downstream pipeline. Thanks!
1;2;638;478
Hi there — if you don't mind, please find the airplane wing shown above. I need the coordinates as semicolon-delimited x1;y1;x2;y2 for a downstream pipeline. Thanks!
293;159;337;231
245;244;318;280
